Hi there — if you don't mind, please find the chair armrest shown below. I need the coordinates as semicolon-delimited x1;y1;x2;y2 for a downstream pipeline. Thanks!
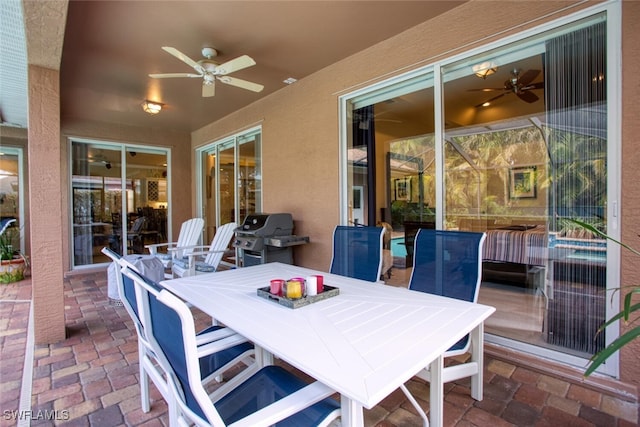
145;242;173;255
171;244;208;252
187;249;226;259
195;327;238;346
196;334;251;358
227;381;337;427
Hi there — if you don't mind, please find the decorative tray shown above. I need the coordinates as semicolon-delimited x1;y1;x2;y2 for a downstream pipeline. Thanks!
256;285;340;309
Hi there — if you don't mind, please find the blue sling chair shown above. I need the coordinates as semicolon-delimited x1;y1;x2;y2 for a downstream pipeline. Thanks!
125;264;342;426
104;247;255;421
329;225;385;283
399;229;487;426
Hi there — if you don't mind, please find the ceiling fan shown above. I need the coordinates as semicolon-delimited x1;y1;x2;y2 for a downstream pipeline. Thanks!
472;68;544;108
149;47;264;97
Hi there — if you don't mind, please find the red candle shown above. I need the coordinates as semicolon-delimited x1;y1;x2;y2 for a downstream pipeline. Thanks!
314;275;324;293
270;279;284;296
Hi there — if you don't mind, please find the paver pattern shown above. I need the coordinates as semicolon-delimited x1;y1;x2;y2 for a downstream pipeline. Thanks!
0;272;637;426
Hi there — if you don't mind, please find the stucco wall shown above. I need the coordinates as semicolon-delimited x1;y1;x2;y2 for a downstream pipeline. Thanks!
191;0;639;387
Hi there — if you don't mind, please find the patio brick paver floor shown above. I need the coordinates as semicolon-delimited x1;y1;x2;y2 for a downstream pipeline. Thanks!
1;271;638;426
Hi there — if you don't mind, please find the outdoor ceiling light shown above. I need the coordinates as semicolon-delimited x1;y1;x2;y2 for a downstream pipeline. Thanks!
472;62;498;79
142;100;163;114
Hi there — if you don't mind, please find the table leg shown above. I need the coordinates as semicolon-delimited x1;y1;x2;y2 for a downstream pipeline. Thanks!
429;354;444;427
470;322;484;401
340;396;364;427
255;345;273;367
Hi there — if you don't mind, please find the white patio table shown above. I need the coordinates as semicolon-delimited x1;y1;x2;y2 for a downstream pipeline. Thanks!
160;262;495;427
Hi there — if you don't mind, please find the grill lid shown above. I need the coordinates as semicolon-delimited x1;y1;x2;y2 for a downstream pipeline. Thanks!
236;213;294;236
238;214;270;231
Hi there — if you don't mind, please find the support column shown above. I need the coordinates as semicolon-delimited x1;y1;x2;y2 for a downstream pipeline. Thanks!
28;64;65;343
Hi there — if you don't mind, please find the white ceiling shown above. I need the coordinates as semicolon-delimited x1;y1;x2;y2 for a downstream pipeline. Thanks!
0;1;466;133
0;0;28;128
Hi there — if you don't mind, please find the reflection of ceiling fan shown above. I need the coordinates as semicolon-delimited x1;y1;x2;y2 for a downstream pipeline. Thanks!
149;47;264;97
472;68;544;108
353;109;402;129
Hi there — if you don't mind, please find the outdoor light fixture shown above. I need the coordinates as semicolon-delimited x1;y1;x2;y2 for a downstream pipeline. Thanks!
472;62;498;79
142;100;163;114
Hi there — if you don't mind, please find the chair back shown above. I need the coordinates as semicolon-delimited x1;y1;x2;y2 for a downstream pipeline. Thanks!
176;218;204;257
409;229;486;351
203;222;237;270
122;266;224;425
130;216;146;233
330;225;385;282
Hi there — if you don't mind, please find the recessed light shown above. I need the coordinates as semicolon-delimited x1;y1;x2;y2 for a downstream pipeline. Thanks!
482;102;491;107
283;77;297;85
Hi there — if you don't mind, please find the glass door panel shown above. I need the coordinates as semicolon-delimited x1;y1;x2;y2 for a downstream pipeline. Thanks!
345;75;434;269
124;149;168;255
441;20;607;359
0;148;23;253
198;128;262;265
71;141;168;265
202;150;217;243
238;133;261;221
218;142;236;226
71;142;122;265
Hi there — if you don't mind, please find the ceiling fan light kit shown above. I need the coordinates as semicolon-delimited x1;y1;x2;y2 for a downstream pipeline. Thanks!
472;61;498;79
149;46;264;97
142;100;163;114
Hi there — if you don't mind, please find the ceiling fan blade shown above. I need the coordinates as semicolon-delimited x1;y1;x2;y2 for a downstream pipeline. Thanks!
517;90;539;103
161;46;205;74
468;87;506;92
518;69;540;86
202;82;215;97
149;73;201;79
475;92;507;108
521;81;545;91
217;76;264;92
215;55;256;75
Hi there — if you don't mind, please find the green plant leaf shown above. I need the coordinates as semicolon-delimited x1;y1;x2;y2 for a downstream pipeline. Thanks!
585;327;640;377
596;302;640;333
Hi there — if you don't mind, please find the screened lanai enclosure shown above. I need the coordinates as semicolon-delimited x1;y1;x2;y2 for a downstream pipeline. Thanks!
343;16;610;365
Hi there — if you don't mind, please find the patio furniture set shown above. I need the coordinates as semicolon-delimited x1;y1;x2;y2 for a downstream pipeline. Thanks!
104;221;495;426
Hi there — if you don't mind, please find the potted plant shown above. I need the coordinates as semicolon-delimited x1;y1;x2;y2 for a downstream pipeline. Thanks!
569;219;640;376
0;226;28;283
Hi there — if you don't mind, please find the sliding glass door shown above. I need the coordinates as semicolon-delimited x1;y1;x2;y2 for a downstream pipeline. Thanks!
197;128;261;245
0;147;24;254
341;10;617;373
70;140;169;267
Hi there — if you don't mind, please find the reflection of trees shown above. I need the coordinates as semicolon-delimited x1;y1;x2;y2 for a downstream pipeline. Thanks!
545;129;607;231
388;124;606;231
445;126;547;218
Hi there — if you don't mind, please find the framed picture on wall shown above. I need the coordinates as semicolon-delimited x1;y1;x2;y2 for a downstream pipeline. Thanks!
394;177;411;201
509;166;537;199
